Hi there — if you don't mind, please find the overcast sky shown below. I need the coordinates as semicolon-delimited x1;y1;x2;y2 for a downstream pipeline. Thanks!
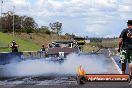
1;0;132;37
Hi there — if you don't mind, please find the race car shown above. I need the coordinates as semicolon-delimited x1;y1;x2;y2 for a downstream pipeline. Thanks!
45;40;80;59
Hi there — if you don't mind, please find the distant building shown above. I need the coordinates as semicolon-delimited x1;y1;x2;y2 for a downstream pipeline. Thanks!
85;39;90;43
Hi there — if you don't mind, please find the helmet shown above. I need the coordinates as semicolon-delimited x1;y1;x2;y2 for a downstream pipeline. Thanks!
12;41;15;43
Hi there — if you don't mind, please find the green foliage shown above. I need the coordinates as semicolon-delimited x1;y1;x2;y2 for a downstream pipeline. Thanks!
1;11;38;33
49;22;62;34
26;29;33;34
1;29;8;33
45;30;51;35
90;38;102;42
37;26;51;35
22;16;37;30
65;33;75;38
15;28;25;32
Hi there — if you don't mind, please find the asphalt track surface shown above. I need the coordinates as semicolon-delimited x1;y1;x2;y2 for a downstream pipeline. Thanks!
0;82;132;88
0;49;132;88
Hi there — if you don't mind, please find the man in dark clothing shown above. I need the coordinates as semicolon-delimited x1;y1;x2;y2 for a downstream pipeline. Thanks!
10;41;19;52
118;20;132;76
41;45;45;51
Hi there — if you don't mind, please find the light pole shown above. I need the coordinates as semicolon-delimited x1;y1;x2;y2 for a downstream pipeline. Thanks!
0;0;3;32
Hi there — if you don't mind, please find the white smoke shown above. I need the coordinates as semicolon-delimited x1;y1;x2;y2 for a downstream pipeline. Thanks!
0;53;108;77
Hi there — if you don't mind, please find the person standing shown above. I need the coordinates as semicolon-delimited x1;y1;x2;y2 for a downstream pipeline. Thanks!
41;45;45;51
118;20;132;76
10;41;19;52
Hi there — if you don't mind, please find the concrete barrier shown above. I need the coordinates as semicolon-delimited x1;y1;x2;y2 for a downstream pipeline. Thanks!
0;52;22;65
0;51;46;65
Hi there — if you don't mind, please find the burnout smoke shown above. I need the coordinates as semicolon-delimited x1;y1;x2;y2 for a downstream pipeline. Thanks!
0;53;108;77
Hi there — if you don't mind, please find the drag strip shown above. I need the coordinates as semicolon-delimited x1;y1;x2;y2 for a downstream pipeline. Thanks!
0;49;128;86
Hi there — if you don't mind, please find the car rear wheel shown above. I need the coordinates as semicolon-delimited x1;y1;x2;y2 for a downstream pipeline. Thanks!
77;76;86;85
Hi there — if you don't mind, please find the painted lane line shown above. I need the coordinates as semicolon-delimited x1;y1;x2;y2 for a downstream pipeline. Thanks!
111;57;122;74
108;49;122;74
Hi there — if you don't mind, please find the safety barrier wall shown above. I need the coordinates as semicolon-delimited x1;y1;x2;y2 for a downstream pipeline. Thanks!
0;52;22;65
22;51;45;59
0;51;45;65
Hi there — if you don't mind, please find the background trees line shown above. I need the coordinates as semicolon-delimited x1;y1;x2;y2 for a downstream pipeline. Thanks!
0;11;37;33
0;11;62;34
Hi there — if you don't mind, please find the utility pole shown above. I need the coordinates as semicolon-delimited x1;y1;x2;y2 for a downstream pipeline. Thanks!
0;0;3;32
13;5;15;40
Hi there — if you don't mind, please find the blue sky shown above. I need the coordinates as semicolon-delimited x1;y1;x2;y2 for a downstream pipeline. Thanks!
1;0;132;37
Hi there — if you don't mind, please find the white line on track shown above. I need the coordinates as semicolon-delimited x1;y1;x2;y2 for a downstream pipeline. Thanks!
108;49;122;74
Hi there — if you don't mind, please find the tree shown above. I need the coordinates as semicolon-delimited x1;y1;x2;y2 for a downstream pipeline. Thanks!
49;22;62;34
1;11;13;32
65;33;75;38
1;11;38;33
22;16;38;30
14;15;21;30
37;26;51;35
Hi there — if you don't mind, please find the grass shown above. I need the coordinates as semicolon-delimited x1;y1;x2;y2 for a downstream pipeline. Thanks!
0;32;71;52
14;33;71;47
83;39;118;52
0;32;40;52
83;43;100;52
0;32;118;52
101;39;118;48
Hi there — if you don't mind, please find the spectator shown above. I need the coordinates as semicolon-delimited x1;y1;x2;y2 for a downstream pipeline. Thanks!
10;41;19;52
118;20;132;76
41;45;45;51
